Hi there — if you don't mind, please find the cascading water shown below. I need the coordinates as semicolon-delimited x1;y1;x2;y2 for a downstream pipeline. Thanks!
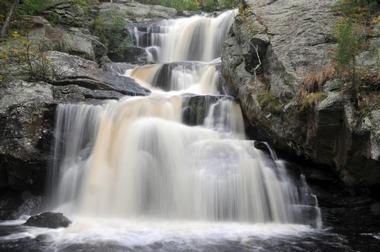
45;10;322;250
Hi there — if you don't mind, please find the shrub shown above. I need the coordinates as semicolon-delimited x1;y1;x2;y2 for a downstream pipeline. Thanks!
0;31;62;81
299;92;328;112
257;91;282;114
91;14;132;57
17;0;53;15
302;65;336;94
160;0;199;11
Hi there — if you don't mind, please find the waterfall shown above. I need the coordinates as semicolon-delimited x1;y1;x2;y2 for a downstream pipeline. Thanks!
49;10;321;229
134;10;236;63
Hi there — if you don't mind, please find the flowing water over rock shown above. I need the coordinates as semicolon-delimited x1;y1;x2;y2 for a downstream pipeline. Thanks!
0;10;361;252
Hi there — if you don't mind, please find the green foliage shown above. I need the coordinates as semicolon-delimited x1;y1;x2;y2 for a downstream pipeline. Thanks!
91;14;132;57
335;0;380;16
17;0;53;15
159;0;199;11
334;17;363;71
72;0;90;13
154;0;238;12
219;0;239;9
0;31;54;81
299;92;328;112
257;91;282;114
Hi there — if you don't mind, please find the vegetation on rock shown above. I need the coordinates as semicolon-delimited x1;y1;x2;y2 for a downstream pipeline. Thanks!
140;0;239;12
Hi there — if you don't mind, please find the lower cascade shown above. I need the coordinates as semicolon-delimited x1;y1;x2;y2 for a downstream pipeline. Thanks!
46;9;321;248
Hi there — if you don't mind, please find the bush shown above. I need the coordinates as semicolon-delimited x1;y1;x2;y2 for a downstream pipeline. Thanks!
257;91;282;114
299;92;328;112
160;0;199;11
17;0;53;15
91;14;132;57
0;31;52;81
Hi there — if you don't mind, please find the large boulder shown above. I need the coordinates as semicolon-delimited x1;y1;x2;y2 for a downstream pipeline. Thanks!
222;0;380;186
24;212;71;228
46;51;150;96
24;16;107;61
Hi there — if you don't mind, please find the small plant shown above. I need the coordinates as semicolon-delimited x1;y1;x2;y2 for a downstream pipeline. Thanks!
302;65;336;94
257;91;282;114
0;30;63;82
299;92;328;112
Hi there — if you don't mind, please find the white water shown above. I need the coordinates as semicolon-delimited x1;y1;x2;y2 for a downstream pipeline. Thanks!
34;10;323;249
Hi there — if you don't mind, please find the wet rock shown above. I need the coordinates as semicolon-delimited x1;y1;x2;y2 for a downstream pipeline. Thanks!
182;95;233;126
108;46;149;64
46;51;150;96
24;212;71;228
0;191;42;220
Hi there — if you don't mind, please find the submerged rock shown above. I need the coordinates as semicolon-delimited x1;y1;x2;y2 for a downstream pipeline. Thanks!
24;212;71;228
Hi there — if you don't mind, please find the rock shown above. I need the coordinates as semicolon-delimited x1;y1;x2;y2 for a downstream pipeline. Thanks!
0;191;42;220
182;95;233;126
108;46;150;64
46;51;150;96
97;2;177;23
24;212;71;228
24;16;106;61
222;0;380;186
0;80;55;193
43;1;86;27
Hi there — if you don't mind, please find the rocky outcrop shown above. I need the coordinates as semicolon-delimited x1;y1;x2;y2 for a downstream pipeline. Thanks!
222;0;380;186
46;51;150;96
26;15;107;61
97;1;177;23
24;212;71;228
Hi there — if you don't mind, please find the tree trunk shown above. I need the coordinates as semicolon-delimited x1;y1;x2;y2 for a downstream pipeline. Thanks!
0;0;19;38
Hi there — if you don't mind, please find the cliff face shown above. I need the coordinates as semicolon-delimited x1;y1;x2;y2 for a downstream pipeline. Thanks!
222;0;380;186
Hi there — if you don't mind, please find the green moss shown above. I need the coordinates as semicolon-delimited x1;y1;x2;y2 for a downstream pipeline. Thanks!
257;91;282;114
299;92;328;112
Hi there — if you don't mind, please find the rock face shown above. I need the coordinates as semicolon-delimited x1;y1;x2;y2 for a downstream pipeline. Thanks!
222;0;380;186
46;51;150;96
24;212;71;228
97;1;177;23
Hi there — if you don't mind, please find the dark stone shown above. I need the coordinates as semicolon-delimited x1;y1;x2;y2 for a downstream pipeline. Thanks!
108;46;149;64
182;95;234;126
46;51;150;96
24;212;71;228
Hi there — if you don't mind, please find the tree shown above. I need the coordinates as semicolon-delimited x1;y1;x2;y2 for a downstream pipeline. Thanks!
335;17;363;105
0;0;19;38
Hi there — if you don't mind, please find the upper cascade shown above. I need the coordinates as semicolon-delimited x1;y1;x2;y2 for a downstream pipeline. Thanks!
133;10;237;63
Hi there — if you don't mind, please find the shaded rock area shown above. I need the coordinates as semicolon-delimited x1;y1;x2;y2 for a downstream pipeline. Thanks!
222;0;380;186
24;212;71;228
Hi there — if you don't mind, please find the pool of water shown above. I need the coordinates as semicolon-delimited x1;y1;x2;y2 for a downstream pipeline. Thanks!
2;217;377;252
